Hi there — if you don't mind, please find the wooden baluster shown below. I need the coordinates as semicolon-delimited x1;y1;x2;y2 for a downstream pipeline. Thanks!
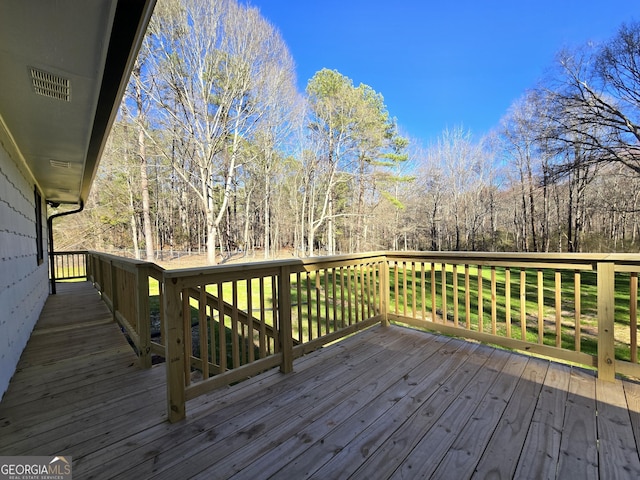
347;265;356;325
381;260;389;327
537;269;544;345
260;276;267;357
199;285;209;379
491;266;497;335
631;273;638;364
505;267;511;338
360;265;366;322
453;264;459;327
297;272;303;342
575;270;581;353
324;269;330;334
217;283;227;372
394;262;399;315
306;272;313;338
421;262;426;320
340;267;346;328
477;266;483;332
441;263;447;324
247;278;254;362
555;271;562;348
465;265;471;329
520;269;527;341
232;281;240;369
332;267;338;331
182;286;191;386
431;263;437;322
316;271;322;337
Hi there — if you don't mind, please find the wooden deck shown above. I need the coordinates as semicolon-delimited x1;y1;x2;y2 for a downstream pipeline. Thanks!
2;282;640;479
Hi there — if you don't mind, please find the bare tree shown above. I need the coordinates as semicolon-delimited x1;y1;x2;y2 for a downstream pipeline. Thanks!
544;22;640;175
143;0;296;263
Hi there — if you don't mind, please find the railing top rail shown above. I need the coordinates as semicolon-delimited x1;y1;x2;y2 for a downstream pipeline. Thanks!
87;250;166;272
162;251;388;282
384;251;640;264
51;250;89;255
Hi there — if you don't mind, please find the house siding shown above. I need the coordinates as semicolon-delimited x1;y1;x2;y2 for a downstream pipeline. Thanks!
0;138;49;399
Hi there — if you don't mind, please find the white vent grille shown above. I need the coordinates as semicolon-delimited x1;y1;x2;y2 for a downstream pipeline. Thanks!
50;159;70;169
31;68;70;101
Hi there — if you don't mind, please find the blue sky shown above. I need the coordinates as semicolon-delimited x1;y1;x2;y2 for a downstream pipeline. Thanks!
248;0;637;145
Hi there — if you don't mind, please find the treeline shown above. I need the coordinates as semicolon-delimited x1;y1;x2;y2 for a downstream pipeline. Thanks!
54;0;640;260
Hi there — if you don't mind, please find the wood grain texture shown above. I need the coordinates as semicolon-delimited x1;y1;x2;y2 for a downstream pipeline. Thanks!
1;282;639;479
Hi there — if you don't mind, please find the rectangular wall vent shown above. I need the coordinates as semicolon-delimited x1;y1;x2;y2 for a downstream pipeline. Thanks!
50;159;71;169
30;68;70;102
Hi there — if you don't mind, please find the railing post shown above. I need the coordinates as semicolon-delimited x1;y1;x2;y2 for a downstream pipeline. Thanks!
380;258;390;327
164;276;186;422
110;260;118;323
597;261;616;382
137;265;152;369
278;266;294;374
85;252;92;282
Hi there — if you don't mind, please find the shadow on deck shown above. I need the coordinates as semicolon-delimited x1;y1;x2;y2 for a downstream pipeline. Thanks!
1;282;640;478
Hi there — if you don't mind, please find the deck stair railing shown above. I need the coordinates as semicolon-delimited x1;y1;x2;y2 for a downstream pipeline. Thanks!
50;250;640;422
162;253;386;421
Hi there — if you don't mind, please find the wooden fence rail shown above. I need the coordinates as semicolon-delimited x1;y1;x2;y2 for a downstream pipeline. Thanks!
53;250;640;422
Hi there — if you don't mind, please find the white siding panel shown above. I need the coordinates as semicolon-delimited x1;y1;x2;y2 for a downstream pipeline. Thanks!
0;141;48;400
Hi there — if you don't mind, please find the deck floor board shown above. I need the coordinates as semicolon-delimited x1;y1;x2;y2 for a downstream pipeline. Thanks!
1;281;639;479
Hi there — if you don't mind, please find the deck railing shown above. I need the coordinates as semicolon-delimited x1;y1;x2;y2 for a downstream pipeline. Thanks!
52;250;640;422
162;253;385;421
385;252;640;383
86;252;164;369
49;250;88;281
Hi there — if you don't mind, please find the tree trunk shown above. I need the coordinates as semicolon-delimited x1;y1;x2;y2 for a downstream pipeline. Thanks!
207;218;217;264
138;127;154;261
133;60;155;261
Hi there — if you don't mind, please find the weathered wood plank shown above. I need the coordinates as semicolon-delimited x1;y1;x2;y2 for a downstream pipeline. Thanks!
77;327;404;479
345;347;507;479
596;378;640;477
121;331;424;480
456;356;549;480
432;353;538;479
214;334;460;478
556;368;599;479
508;362;570;480
625;380;640;464
254;337;478;480
390;349;516;479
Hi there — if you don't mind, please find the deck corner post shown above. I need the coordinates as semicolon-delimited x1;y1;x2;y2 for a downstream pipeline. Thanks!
137;264;152;369
164;276;186;422
381;258;390;327
597;261;616;382
278;265;294;374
